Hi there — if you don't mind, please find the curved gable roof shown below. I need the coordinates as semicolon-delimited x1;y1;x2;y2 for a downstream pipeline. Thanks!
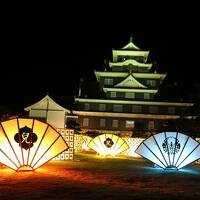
122;41;140;50
114;74;147;88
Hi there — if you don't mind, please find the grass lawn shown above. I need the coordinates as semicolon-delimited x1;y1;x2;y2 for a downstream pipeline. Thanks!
0;152;200;200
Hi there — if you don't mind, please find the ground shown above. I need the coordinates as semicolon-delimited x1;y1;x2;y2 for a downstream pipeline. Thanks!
0;152;200;200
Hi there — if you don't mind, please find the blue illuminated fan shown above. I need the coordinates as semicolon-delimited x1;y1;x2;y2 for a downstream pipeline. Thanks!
135;132;200;169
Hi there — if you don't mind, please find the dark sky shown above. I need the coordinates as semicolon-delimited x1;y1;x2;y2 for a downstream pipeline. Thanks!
1;2;200;111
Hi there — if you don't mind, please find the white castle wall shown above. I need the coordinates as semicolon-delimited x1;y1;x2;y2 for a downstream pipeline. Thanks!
53;128;74;160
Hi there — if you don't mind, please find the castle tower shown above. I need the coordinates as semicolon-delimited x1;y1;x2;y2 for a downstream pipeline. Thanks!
74;37;194;137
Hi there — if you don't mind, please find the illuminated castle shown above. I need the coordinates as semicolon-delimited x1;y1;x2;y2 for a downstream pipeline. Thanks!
74;37;194;137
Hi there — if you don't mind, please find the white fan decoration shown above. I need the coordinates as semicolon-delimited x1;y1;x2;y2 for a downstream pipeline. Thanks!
88;134;129;156
0;118;69;171
135;132;200;169
82;136;92;150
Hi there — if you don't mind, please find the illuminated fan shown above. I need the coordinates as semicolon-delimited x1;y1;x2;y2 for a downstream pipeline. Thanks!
88;134;129;156
135;132;200;169
0;118;69;171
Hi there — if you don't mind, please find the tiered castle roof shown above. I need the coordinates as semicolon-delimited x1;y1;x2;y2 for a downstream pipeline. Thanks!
95;36;167;98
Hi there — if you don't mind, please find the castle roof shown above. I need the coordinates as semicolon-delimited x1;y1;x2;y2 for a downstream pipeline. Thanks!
114;74;147;88
121;36;140;50
24;95;71;113
112;36;150;63
112;50;150;63
103;87;158;94
95;71;167;83
109;59;152;69
75;98;194;107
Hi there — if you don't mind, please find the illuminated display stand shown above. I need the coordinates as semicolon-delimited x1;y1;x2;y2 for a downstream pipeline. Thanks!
0;118;69;171
135;132;200;169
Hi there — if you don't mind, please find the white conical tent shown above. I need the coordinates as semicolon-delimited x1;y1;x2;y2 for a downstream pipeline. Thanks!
135;132;200;169
88;134;129;156
0;118;69;171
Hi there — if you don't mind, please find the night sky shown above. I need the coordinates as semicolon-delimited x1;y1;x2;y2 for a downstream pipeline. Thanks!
1;2;200;113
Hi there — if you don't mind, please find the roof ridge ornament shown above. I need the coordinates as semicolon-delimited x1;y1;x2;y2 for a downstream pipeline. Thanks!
122;35;140;50
129;35;133;43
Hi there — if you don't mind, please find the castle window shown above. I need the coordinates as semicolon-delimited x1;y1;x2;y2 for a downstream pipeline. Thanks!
118;56;126;62
125;92;135;99
168;107;175;114
113;104;123;112
180;107;187;115
132;105;142;113
138;67;146;73
122;57;126;61
84;103;90;110
104;78;113;85
144;93;150;100
110;91;116;98
99;104;106;111
100;119;106;127
149;106;158;113
112;120;118;128
83;118;89;127
125;120;135;128
147;80;156;87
